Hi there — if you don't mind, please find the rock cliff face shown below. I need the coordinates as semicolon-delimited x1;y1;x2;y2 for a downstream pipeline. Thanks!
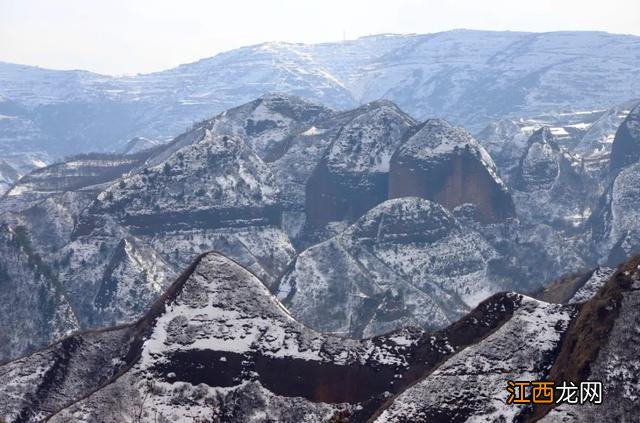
81;134;281;235
278;197;504;337
610;104;640;171
588;162;640;266
389;119;515;223
305;101;416;227
2;93;640;368
62;132;295;330
512;128;588;228
516;127;562;190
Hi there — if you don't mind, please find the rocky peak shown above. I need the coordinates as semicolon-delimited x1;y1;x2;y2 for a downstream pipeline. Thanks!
346;197;458;243
389;119;515;223
610;103;640;172
146;93;334;167
324;101;416;174
210;93;334;159
254;92;333;122
516;127;561;190
305;101;416;227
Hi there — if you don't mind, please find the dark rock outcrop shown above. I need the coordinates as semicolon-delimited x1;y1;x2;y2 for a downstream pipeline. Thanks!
610;103;640;172
388;119;515;223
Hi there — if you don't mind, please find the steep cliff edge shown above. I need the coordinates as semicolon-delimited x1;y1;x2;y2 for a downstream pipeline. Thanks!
389;119;515;223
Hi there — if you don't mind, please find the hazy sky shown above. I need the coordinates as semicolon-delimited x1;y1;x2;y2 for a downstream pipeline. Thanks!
1;0;639;75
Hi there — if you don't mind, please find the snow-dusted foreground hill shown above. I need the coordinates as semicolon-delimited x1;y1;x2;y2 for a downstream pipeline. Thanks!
1;251;639;422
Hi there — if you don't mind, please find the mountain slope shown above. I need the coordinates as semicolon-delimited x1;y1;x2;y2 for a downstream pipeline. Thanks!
278;197;505;337
0;252;522;422
1;94;638;366
5;252;639;422
512;127;589;228
0;225;79;361
305;101;416;227
2;30;640;161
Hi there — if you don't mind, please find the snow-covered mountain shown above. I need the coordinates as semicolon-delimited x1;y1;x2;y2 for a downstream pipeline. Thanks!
2;250;639;422
305;101;416;228
477;100;636;182
0;153;48;196
0;94;509;361
1;93;639;364
1;89;640;420
0;251;521;422
2;30;640;165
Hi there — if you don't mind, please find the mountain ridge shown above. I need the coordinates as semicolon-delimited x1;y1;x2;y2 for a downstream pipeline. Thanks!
5;249;639;422
2;29;640;168
0;249;534;422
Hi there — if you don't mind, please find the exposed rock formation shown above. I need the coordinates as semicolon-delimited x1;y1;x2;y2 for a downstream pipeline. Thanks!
389;119;515;223
512;127;588;228
516;127;561;190
62;132;295;330
8;251;639;422
305;101;416;227
610;103;640;171
588;162;640;266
